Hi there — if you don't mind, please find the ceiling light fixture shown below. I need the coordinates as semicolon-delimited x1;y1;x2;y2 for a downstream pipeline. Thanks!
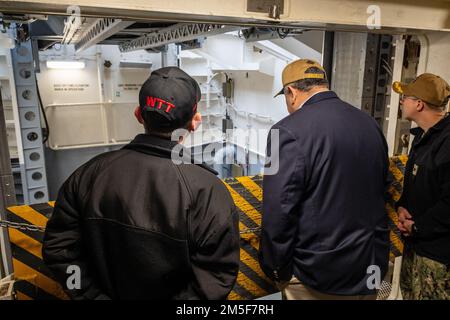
46;60;85;69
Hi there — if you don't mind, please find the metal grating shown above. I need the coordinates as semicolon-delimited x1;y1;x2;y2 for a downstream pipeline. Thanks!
377;281;392;300
119;23;240;52
75;18;134;53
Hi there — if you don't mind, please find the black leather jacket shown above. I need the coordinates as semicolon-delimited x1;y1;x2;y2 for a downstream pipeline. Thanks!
43;134;240;300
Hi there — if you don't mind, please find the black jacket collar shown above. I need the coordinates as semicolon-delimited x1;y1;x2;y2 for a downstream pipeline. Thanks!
123;134;218;175
303;91;338;108
410;113;450;137
126;134;178;155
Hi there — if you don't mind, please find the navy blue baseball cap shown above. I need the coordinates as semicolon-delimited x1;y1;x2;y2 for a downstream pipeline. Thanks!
139;67;201;131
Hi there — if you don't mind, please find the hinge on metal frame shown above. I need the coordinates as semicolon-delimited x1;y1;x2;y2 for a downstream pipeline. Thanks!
269;5;281;20
247;0;284;20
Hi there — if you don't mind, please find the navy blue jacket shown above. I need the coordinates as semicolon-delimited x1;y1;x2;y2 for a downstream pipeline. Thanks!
259;91;390;295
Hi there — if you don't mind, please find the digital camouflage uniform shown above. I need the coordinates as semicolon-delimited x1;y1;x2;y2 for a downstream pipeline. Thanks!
401;244;450;300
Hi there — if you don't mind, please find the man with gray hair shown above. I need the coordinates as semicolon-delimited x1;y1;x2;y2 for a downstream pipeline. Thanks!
259;59;390;300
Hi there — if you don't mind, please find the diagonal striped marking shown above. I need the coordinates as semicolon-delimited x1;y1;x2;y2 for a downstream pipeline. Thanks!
10;243;55;280
232;181;263;221
389;236;403;257
390;158;405;180
390;231;404;255
11;167;407;300
228;290;245;300
14;279;59;300
388;181;402;201
251;175;263;185
386;209;404;256
388;224;403;250
235;270;268;298
9;229;43;259
386;202;399;227
389;184;402;202
48;201;56;207
389;176;403;196
396;155;408;167
241;236;260;252
391;156;406;169
240;218;262;296
236;176;263;201
391;158;406;177
229;178;262;252
240;235;260;260
237;207;260;231
239;247;275;292
16;290;33;300
239;224;260;251
229;280;255;300
390;231;403;252
12;258;69;300
387;157;406;256
386;202;402;233
389;167;404;199
239;224;259;251
224;182;261;226
392;160;405;177
30;203;54;220
7;205;48;227
5;212;44;243
386;202;404;255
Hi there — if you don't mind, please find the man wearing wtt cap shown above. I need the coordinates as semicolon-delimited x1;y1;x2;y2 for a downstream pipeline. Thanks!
259;59;390;299
393;73;450;300
43;67;240;299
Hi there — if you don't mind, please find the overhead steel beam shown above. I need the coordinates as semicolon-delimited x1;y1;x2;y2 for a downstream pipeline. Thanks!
75;18;134;52
119;23;240;53
0;0;449;33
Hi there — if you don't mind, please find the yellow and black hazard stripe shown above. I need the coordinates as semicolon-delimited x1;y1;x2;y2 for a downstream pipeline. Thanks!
223;175;277;300
6;202;69;300
6;156;408;300
386;155;408;260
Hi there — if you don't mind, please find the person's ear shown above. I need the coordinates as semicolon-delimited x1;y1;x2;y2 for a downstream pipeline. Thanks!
188;112;202;132
416;100;425;112
285;85;293;97
134;106;144;124
287;85;299;105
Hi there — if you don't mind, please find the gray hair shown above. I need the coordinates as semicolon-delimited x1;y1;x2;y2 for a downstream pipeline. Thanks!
284;67;329;93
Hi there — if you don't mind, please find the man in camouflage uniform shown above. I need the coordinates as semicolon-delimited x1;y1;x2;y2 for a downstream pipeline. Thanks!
393;73;450;300
400;246;449;299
